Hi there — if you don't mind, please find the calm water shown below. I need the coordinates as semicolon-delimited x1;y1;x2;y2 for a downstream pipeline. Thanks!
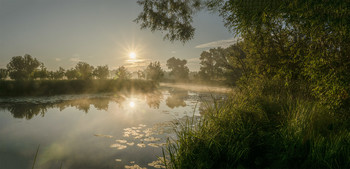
0;85;227;169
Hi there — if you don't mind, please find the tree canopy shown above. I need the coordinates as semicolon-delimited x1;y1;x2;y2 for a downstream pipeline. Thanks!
145;61;164;81
6;54;41;80
0;69;8;80
75;62;94;80
115;66;130;80
166;57;189;81
93;65;109;79
136;0;350;108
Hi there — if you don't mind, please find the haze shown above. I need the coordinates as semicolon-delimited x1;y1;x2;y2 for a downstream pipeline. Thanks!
0;0;232;71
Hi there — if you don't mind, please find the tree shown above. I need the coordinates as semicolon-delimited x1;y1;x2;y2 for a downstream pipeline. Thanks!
115;66;130;80
166;57;189;81
145;61;164;81
6;54;41;80
75;62;94;80
137;70;145;79
199;45;246;84
33;63;49;80
136;0;350;108
65;68;79;80
52;67;65;80
0;68;8;80
93;65;109;79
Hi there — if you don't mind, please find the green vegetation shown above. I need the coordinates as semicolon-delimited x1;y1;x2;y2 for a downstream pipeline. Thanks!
198;45;245;85
166;57;190;82
115;66;131;80
136;0;350;168
0;79;157;96
165;90;350;168
145;61;164;82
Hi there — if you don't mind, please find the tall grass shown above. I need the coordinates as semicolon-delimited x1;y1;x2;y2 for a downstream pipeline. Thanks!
164;92;350;168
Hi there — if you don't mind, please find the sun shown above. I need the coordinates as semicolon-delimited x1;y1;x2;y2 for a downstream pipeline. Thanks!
129;52;136;59
129;101;135;108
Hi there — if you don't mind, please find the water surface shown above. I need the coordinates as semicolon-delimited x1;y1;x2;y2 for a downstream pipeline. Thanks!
0;86;227;169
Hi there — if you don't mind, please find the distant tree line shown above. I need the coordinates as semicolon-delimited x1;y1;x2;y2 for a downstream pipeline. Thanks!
0;54;112;80
1;52;241;84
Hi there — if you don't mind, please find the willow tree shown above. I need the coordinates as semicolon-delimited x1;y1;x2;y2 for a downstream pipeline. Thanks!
135;0;350;108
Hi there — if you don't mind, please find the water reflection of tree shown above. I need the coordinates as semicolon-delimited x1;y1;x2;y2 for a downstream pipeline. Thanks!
56;98;110;113
1;97;111;119
166;89;188;109
7;104;52;120
1;92;164;119
145;91;163;109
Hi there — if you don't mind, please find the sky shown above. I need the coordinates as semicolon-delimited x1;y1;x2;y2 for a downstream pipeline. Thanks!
0;0;235;71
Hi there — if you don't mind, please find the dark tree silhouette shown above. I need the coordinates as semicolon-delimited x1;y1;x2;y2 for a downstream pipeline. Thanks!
6;54;41;80
93;65;109;79
166;57;189;81
115;66;130;80
145;61;164;81
75;62;94;80
0;68;8;80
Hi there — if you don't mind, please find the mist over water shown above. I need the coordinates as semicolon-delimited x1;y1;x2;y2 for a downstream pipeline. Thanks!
0;86;227;169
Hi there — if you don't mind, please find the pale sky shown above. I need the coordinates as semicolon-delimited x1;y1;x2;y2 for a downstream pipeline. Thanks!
0;0;233;71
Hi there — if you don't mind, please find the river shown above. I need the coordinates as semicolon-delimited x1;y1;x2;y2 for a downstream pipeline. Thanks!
0;85;228;169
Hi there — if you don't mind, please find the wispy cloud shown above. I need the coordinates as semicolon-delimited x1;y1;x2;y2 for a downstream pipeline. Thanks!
195;37;242;49
69;58;81;62
123;59;151;71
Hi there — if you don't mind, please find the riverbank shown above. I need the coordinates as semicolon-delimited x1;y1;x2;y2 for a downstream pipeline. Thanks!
164;90;350;168
0;79;157;96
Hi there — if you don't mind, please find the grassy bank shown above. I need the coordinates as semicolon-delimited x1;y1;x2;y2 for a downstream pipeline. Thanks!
164;91;350;169
0;79;157;96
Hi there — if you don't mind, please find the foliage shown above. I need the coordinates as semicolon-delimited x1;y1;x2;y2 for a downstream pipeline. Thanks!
199;45;245;85
136;0;350;108
134;0;202;43
75;62;94;80
51;67;65;80
137;70;145;79
93;65;109;79
0;68;8;80
165;92;350;169
145;61;164;81
136;0;350;168
65;68;79;80
6;54;41;80
166;57;189;81
0;79;157;96
115;66;131;80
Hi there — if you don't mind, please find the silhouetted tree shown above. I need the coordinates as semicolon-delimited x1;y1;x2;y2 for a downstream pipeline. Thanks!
0;68;8;80
199;45;246;85
33;63;49;80
145;61;164;81
75;62;94;80
93;65;109;79
115;66;130;80
137;70;145;79
65;68;79;80
166;57;189;81
52;67;65;80
6;54;41;80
